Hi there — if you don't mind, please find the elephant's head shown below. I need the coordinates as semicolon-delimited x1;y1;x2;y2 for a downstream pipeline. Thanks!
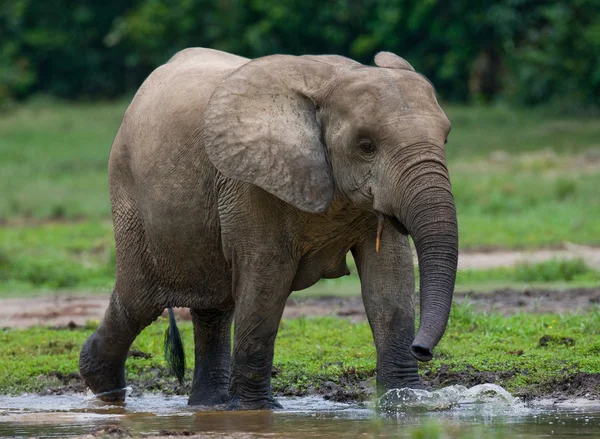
203;52;458;362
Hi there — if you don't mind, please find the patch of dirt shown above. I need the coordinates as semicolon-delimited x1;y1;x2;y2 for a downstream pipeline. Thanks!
458;243;600;270
459;244;600;270
454;287;600;314
274;370;375;403
0;295;108;328
321;374;375;403
547;372;600;399
421;365;517;390
286;286;600;319
422;368;600;401
453;149;600;180
515;373;600;401
2;286;600;328
538;334;575;347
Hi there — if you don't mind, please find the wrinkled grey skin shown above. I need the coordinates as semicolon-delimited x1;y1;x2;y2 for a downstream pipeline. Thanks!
79;48;458;410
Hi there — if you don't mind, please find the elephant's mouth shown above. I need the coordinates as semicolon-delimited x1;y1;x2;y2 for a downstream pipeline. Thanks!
374;211;409;253
384;214;409;236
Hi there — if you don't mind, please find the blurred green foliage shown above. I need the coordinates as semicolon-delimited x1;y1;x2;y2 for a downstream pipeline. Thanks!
1;0;599;108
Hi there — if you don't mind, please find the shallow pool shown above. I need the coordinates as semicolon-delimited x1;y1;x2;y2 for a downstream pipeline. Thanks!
1;386;600;438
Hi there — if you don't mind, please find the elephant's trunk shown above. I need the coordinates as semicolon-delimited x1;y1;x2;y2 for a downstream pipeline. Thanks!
396;166;458;362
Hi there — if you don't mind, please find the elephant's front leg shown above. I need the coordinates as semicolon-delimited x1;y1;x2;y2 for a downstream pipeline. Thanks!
352;231;421;395
227;255;294;410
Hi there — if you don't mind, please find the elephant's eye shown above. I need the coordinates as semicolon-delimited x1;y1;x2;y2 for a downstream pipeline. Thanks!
358;139;376;154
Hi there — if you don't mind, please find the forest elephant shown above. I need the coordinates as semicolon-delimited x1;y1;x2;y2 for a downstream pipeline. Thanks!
79;48;458;410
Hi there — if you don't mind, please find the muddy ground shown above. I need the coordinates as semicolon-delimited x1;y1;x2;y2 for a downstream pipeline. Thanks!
2;286;600;328
2;264;600;415
4;286;600;406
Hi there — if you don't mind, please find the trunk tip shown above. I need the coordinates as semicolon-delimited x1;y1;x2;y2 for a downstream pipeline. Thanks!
410;344;433;362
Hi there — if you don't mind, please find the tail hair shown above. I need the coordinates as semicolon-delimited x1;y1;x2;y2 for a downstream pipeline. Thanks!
164;308;185;385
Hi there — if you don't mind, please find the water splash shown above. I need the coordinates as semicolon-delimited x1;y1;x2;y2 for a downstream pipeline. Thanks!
378;384;517;411
462;383;516;405
83;386;132;403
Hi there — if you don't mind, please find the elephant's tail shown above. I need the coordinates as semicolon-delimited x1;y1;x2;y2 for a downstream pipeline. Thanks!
164;308;185;385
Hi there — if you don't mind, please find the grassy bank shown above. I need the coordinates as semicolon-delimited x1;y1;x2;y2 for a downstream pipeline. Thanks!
0;222;115;294
1;221;599;296
0;100;128;221
1;306;600;399
311;257;600;297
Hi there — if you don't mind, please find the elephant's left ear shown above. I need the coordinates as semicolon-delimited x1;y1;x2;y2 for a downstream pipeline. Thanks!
203;55;336;214
374;52;415;71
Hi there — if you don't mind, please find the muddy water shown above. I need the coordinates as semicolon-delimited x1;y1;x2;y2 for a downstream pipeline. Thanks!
1;387;600;438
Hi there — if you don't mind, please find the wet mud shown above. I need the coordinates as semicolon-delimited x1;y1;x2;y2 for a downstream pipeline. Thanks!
34;356;600;405
4;287;600;405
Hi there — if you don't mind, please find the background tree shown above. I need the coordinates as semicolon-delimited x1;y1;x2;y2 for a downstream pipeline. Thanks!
0;0;598;109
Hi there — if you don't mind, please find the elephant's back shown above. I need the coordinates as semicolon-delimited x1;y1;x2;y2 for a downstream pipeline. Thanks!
112;47;249;201
119;47;249;149
167;47;249;70
110;47;245;204
107;48;239;300
138;47;249;106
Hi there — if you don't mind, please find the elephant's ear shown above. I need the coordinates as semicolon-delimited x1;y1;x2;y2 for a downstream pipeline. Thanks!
374;52;415;71
203;55;336;214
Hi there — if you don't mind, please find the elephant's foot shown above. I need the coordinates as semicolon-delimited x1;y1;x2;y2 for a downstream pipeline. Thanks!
227;395;283;411
79;292;159;404
377;370;424;395
89;387;129;404
80;371;128;404
188;389;230;406
79;333;127;403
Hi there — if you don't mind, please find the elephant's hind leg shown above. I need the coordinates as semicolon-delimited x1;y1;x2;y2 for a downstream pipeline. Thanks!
79;290;162;403
188;308;234;406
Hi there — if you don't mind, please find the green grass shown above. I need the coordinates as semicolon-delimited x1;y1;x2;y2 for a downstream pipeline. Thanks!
444;104;600;159
2;307;600;398
2;220;598;296
451;155;600;249
0;222;115;294
457;258;600;285
445;104;600;249
0;99;127;221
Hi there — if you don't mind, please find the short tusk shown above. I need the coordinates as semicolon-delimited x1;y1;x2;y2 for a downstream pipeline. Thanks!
376;213;384;253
